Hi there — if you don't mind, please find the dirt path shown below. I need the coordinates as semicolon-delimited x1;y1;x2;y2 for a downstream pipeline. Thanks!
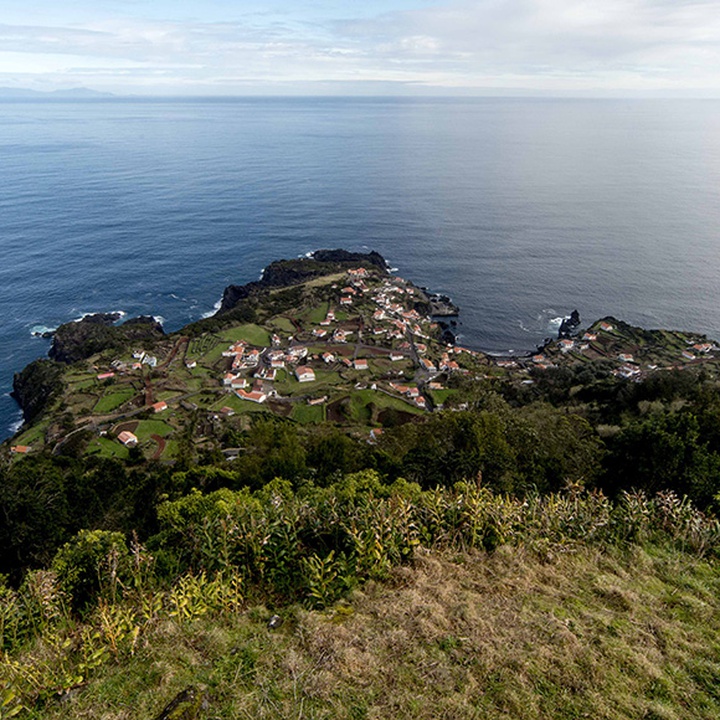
150;433;166;459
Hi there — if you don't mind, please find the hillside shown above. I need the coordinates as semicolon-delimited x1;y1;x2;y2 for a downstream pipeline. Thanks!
7;251;720;465
4;250;720;718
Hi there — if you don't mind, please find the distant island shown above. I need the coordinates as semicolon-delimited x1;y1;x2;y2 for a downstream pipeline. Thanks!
0;86;114;99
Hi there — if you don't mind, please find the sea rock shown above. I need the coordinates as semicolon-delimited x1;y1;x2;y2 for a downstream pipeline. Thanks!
558;310;581;339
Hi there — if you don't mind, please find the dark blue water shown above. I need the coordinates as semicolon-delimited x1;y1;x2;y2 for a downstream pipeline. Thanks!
3;97;720;440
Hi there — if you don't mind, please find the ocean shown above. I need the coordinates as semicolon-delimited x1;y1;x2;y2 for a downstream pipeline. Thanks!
2;96;720;440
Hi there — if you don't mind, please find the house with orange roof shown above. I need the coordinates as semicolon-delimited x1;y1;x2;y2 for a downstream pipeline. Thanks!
10;445;31;454
152;401;168;413
296;366;316;383
117;431;138;447
353;358;369;371
236;389;267;404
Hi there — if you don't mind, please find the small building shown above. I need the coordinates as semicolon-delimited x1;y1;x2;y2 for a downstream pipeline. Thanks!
236;389;267;404
322;352;335;364
599;322;614;332
296;366;316;383
220;406;236;417
312;328;327;339
118;431;138;447
97;372;115;381
353;358;369;371
618;354;634;363
340;296;353;306
10;445;30;454
152;401;168;413
308;395;327;406
231;377;248;390
389;353;404;362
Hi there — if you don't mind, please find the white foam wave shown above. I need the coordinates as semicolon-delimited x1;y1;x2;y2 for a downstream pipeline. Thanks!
389;267;399;273
152;315;165;326
547;315;568;331
200;297;223;319
71;309;126;324
9;414;24;435
29;324;57;337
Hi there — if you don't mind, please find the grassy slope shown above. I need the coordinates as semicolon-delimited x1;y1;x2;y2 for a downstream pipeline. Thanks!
45;543;720;720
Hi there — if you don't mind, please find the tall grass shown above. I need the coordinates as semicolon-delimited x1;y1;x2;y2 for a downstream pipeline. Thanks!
1;476;719;716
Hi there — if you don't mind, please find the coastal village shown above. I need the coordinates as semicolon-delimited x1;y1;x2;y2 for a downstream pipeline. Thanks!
8;260;720;461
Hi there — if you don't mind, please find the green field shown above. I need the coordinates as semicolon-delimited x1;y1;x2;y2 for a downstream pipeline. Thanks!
13;420;49;448
87;436;130;460
291;403;325;424
270;316;296;333
303;301;330;325
221;324;271;347
211;393;270;416
134;419;174;442
93;389;136;414
429;388;457;405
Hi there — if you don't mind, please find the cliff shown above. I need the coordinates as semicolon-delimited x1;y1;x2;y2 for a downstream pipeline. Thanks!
217;249;387;315
11;358;65;424
49;314;165;364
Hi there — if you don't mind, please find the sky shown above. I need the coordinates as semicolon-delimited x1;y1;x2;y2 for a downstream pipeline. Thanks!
1;0;719;96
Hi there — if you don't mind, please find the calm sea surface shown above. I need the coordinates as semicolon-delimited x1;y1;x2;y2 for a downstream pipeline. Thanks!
2;97;720;439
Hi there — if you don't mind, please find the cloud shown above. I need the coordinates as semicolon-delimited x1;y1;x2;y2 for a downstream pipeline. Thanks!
2;1;720;94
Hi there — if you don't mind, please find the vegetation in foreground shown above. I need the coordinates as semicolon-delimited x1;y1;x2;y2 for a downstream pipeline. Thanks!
1;479;720;719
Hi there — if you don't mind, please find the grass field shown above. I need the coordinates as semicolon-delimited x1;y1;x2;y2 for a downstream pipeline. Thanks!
134;419;174;442
221;324;271;347
291;403;325;424
93;389;135;414
211;393;271;416
428;388;457;405
86;436;130;460
13;420;49;448
303;301;330;325
270;316;296;334
39;542;720;720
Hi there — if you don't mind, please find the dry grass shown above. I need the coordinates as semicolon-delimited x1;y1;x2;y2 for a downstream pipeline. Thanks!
38;543;720;719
